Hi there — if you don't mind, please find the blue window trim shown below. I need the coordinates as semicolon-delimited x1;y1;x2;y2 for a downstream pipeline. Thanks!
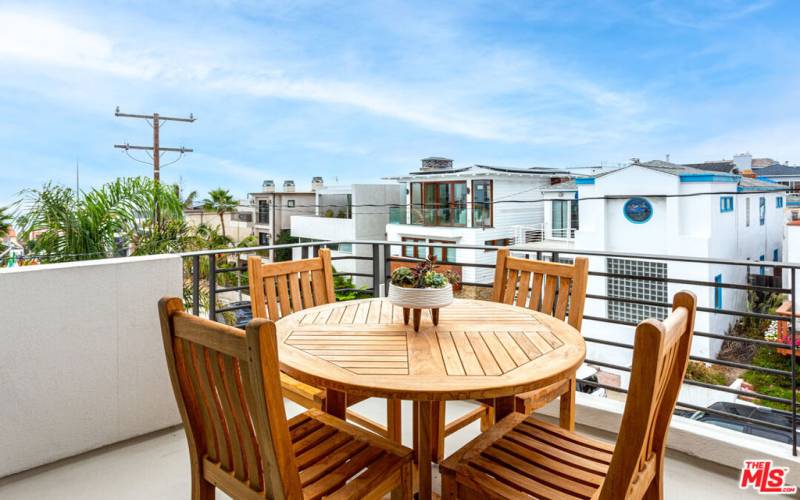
759;255;765;275
774;248;780;262
759;197;766;225
714;274;722;310
623;197;653;224
720;196;733;213
777;197;784;208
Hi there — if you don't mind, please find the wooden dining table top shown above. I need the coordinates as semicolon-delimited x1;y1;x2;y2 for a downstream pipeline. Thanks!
274;297;585;401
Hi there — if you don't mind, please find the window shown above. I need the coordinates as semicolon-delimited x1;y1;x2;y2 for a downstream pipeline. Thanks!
258;232;270;246
258;200;270;224
607;258;668;323
287;200;295;208
759;255;765;276
759;197;765;225
552;200;570;238
472;180;493;227
745;198;751;226
401;237;425;258
714;274;722;310
774;248;780;262
237;212;253;222
484;238;513;252
720;196;734;213
429;240;455;263
571;199;579;230
410;182;423;224
777;197;784;208
407;181;467;226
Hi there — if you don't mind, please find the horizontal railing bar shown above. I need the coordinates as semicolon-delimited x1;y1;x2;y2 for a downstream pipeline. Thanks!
333;272;373;278
387;256;497;269
332;255;373;261
586;340;793;376
216;285;249;293
182;240;800;269
216;303;251;314
692;330;790;349
335;288;374;294
216;266;247;274
578;380;794;433
586;293;787;322
589;270;789;294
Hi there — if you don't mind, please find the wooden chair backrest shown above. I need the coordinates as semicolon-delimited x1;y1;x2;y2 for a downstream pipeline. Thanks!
158;297;302;499
247;248;336;321
599;291;697;500
491;248;589;330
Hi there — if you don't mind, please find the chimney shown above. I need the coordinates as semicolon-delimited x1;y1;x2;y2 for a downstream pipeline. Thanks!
734;153;753;174
262;180;275;193
420;157;453;170
283;180;295;193
311;176;324;191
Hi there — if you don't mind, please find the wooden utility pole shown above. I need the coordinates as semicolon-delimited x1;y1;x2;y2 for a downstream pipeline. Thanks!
114;108;196;224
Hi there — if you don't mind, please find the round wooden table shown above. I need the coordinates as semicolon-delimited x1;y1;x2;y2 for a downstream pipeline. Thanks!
275;297;585;500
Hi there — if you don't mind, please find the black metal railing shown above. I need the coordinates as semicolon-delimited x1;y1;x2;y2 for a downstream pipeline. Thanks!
182;240;800;455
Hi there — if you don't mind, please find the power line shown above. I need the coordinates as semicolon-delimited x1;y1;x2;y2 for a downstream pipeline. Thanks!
114;107;196;224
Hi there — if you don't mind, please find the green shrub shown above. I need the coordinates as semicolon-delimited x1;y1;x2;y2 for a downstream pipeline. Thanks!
684;361;729;386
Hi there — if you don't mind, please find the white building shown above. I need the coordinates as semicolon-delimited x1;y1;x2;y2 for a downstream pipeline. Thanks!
249;178;322;248
556;160;786;366
385;157;572;285
291;183;405;287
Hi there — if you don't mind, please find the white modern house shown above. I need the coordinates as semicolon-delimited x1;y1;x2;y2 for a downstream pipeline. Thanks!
563;160;786;366
385;157;572;285
249;178;322;249
291;183;405;287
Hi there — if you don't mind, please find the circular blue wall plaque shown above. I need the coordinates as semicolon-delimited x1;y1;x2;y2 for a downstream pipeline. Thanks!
624;197;653;223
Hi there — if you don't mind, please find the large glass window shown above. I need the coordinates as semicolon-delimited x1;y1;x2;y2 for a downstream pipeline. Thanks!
570;199;579;231
759;197;766;225
258;200;269;224
429;240;456;263
472;180;492;227
418;181;467;226
401;237;425;258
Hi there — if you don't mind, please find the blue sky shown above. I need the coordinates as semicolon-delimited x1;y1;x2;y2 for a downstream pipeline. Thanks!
1;0;798;206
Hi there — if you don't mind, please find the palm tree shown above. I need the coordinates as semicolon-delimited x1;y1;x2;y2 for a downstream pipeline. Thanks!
0;206;12;239
16;177;185;261
202;188;237;237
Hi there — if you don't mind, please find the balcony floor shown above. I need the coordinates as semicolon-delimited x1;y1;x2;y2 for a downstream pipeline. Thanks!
0;399;754;499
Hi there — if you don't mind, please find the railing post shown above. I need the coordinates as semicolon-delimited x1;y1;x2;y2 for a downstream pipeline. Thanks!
192;255;200;316
209;254;217;322
372;243;381;298
384;242;392;298
792;267;797;456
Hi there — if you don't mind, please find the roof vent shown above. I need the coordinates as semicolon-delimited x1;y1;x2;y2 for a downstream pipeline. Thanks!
283;180;295;193
262;180;275;193
420;157;453;170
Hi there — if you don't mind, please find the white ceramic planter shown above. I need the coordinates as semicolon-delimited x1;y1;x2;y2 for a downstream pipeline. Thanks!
387;283;453;309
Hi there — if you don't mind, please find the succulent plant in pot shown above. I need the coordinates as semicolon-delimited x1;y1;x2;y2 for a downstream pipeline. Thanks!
388;257;460;331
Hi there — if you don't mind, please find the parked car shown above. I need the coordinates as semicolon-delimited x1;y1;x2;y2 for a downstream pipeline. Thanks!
678;401;798;444
576;365;606;397
216;301;253;329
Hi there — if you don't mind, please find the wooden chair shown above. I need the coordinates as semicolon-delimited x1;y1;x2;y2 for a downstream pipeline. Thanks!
431;248;589;462
247;249;402;442
440;291;697;500
159;297;413;500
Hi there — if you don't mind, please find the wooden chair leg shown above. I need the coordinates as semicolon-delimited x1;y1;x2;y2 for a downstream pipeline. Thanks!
412;401;419;463
392;461;414;500
387;398;403;443
559;376;576;431
430;401;446;463
479;404;495;432
191;467;215;500
441;465;457;500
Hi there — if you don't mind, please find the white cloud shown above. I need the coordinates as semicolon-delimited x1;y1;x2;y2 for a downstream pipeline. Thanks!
0;6;649;147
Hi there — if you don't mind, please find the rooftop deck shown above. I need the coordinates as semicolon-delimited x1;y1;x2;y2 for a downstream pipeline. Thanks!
0;399;753;499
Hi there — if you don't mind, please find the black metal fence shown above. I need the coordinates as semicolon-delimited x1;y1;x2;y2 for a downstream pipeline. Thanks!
182;240;800;455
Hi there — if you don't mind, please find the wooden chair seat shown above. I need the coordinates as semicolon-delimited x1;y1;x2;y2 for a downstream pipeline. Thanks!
289;409;412;500
441;413;612;500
